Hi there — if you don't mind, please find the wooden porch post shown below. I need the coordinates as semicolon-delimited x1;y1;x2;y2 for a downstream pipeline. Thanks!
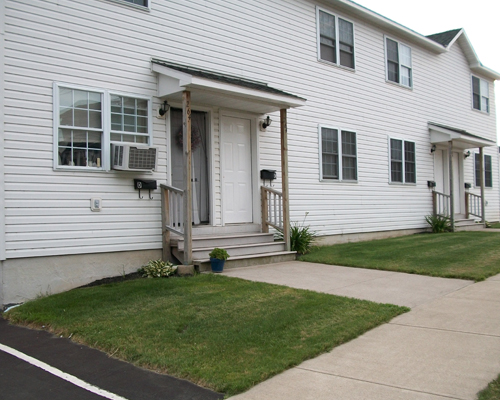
448;141;455;232
479;147;486;224
183;91;193;265
280;109;291;252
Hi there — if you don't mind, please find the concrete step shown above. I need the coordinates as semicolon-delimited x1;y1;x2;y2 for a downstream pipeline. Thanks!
456;223;485;231
174;233;275;251
191;223;261;236
455;218;477;227
196;251;297;272
191;241;286;260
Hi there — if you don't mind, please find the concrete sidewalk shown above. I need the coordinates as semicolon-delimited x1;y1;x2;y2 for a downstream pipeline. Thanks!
225;263;500;400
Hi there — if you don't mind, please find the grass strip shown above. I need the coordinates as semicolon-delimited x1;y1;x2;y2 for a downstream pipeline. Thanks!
478;374;500;400
5;274;407;396
301;231;500;281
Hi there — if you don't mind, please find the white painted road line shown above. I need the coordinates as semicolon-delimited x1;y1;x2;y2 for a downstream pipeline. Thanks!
0;343;130;400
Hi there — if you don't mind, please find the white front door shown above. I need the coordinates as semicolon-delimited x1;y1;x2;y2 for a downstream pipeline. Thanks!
221;116;253;224
452;151;464;215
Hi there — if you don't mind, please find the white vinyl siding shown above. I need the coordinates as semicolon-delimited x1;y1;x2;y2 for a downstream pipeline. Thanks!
317;8;355;69
472;76;489;113
475;153;492;188
386;37;412;88
390;138;416;184
2;0;498;260
107;0;150;10
319;126;357;181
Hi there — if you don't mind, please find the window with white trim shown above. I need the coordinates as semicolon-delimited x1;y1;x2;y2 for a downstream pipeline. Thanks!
390;138;416;184
123;0;148;6
54;84;152;170
475;153;492;187
385;37;412;88
317;8;355;69
472;76;489;113
320;126;357;181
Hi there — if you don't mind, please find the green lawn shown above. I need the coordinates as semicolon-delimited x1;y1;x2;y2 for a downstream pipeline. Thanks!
488;222;500;229
301;231;500;281
5;274;407;396
478;374;500;400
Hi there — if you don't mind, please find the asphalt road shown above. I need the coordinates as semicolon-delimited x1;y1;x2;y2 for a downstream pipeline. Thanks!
0;318;223;400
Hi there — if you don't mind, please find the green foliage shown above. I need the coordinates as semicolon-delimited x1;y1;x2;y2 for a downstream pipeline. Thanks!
138;260;177;278
425;214;451;233
478;374;500;400
277;213;317;254
208;248;230;260
5;274;407;396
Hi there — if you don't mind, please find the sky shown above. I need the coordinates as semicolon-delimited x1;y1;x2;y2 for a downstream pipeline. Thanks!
352;0;500;141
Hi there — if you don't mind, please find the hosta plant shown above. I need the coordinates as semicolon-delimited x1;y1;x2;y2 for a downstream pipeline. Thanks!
138;260;178;278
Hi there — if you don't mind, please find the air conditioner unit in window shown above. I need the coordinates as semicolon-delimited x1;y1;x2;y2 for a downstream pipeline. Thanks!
111;144;158;172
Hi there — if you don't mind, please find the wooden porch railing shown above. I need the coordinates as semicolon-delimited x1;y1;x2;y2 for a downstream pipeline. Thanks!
160;184;184;261
465;192;482;219
160;184;184;235
432;190;451;217
261;186;284;232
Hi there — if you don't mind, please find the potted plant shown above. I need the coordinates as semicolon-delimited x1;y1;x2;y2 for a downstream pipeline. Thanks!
209;248;230;273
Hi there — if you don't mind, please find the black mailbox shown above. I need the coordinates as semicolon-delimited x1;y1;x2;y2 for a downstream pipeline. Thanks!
464;182;472;189
260;169;277;180
427;180;436;188
134;179;157;199
134;179;157;190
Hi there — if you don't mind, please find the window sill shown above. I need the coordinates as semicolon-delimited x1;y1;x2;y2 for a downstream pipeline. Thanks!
385;79;413;91
388;182;417;186
320;178;358;184
471;108;490;115
317;59;356;73
55;166;107;173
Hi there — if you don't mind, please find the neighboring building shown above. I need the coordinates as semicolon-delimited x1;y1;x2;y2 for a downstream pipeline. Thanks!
1;0;499;306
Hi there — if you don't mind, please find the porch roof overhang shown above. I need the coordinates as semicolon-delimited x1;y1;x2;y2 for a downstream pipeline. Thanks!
151;59;307;114
428;122;497;150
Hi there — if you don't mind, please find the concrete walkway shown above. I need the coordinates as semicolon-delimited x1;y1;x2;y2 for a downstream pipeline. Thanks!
225;262;500;400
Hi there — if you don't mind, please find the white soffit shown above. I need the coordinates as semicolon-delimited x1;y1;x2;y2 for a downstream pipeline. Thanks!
152;63;306;114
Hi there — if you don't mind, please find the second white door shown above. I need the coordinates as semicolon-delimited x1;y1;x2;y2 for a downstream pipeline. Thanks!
221;116;253;224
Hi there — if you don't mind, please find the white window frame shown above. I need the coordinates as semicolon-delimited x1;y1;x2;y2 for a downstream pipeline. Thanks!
316;6;356;70
384;36;413;89
318;125;358;182
471;75;490;113
106;0;151;11
474;152;493;188
388;137;417;185
53;82;153;171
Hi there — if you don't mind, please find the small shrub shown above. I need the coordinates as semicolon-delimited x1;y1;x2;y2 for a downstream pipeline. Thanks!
277;213;317;254
425;214;451;233
209;248;230;260
138;260;177;278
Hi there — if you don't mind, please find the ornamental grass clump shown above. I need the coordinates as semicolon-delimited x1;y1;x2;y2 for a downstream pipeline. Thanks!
425;214;452;233
277;212;317;254
138;260;177;278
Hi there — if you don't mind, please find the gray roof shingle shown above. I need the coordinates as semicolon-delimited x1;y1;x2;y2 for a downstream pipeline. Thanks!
426;29;462;47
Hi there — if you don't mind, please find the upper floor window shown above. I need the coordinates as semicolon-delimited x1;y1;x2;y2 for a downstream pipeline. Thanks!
121;0;148;6
54;83;152;170
319;126;357;181
385;38;412;88
317;9;355;69
475;153;492;187
472;76;489;113
390;138;416;184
